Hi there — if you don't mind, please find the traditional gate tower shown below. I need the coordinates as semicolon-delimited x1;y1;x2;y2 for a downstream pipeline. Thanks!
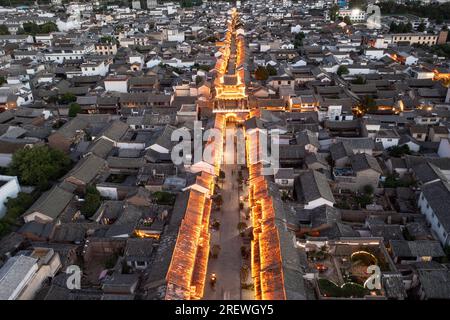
213;8;248;115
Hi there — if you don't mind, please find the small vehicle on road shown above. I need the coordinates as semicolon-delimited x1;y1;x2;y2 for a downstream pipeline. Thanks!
210;273;217;289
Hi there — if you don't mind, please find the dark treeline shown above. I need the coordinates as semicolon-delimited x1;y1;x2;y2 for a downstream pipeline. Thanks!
379;1;450;24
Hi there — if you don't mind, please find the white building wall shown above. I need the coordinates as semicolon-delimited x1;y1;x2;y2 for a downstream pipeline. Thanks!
438;139;450;158
376;137;399;149
418;193;449;246
81;62;109;77
117;142;145;150
96;186;118;200
0;176;21;218
304;198;334;210
104;80;128;93
275;178;294;188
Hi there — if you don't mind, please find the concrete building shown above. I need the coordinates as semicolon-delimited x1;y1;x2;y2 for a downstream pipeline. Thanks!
95;43;118;56
338;9;367;22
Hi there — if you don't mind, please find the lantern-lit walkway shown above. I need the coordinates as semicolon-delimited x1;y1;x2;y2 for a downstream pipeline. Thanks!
203;123;243;300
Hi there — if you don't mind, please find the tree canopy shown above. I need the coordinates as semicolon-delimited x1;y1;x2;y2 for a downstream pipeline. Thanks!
417;22;426;32
379;1;450;24
18;22;58;36
389;21;412;33
349;0;367;10
266;64;277;76
180;0;202;7
329;4;339;21
388;145;411;157
293;32;305;48
343;16;352;25
337;65;349;76
0;191;39;237
0;25;9;35
81;186;102;218
428;44;450;59
58;93;77;105
254;66;269;81
352;76;366;84
68;103;82;118
8;146;71;189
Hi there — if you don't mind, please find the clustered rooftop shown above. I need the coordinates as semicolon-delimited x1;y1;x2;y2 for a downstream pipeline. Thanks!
0;0;450;301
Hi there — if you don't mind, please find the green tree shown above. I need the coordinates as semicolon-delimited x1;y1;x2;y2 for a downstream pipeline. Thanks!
349;0;367;9
237;222;247;234
329;4;339;21
363;185;374;195
81;186;101;218
405;22;413;33
180;0;202;7
19;22;58;36
343;16;352;25
0;75;5;86
388;145;411;157
214;194;223;207
293;32;305;48
266;64;277;76
337;65;349;76
39;22;58;34
195;75;203;85
379;2;450;23
100;35;117;44
152;191;176;205
390;21;412;33
68;103;82;118
0;191;39;236
417;22;426;32
352;75;366;84
254;66;269;81
8;146;71;189
389;21;397;33
58;93;77;105
0;25;9;35
21;22;40;35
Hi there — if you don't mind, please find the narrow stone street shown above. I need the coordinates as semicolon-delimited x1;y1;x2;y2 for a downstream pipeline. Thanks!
204;166;242;299
204;124;242;300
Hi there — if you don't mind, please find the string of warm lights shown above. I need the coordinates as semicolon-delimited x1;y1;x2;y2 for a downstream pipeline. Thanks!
246;131;287;300
165;172;217;300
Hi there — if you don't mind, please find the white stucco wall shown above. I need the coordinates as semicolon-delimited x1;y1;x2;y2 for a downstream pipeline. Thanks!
0;175;21;218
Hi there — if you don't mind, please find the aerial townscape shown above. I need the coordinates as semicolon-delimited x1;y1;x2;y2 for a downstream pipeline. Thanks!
0;0;450;302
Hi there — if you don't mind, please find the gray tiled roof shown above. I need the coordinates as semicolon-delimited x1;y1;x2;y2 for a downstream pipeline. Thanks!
88;138;114;159
417;269;450;299
125;238;154;261
25;185;73;221
389;240;445;258
336;137;375;151
296;129;319;148
412;162;446;184
350;153;382;173
65;154;107;185
330;141;352;161
295;170;335;204
0;255;38;300
100;120;129;142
